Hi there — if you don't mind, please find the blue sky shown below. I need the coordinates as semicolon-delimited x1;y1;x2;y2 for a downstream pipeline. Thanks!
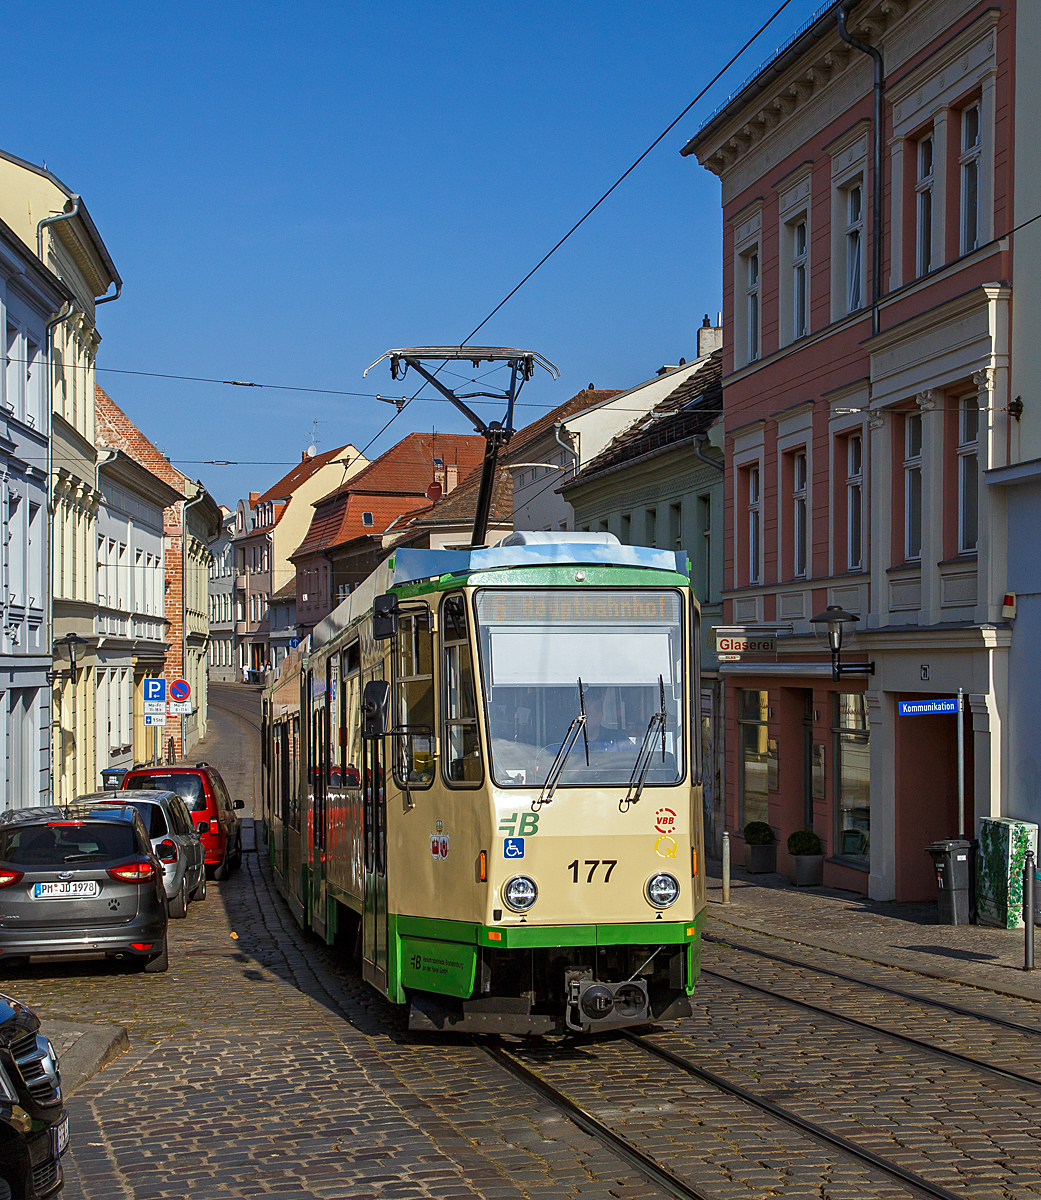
2;0;824;505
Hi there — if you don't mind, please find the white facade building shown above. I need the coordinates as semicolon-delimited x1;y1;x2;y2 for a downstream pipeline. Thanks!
94;449;181;779
207;508;236;682
0;216;71;806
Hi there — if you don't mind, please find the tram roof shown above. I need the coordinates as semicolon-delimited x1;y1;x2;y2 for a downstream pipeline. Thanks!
310;543;689;651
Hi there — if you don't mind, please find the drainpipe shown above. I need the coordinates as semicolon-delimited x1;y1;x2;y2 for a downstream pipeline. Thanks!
43;301;76;804
181;484;208;760
36;197;80;262
838;1;885;337
693;433;724;472
553;423;579;529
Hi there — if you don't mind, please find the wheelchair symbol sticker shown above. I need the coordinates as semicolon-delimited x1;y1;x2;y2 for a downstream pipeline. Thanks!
503;837;525;859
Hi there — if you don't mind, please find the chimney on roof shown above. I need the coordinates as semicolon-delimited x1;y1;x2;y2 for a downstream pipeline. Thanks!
588;383;595;390
446;464;458;493
249;492;260;504
697;313;723;358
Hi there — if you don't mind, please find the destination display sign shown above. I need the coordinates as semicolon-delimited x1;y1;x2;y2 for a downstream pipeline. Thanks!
479;590;681;625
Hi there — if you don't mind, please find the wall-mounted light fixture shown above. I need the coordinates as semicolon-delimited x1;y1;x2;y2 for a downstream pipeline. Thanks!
809;606;874;684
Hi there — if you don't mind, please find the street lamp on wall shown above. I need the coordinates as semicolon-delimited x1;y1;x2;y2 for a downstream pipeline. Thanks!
809;606;875;684
48;632;86;684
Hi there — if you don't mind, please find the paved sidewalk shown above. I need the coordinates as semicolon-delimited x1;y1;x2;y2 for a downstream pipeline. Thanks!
706;856;1041;1002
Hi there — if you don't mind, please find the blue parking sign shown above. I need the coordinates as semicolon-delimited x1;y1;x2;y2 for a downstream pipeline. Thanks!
503;837;525;859
144;678;166;703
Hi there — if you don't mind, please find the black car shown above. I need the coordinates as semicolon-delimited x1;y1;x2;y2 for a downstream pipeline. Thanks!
0;992;67;1199
0;806;169;973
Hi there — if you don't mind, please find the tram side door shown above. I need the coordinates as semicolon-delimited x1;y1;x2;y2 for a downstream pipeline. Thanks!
311;692;329;938
362;670;388;991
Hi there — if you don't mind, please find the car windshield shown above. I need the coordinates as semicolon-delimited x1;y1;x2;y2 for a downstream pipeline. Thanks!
128;774;205;812
104;802;167;838
476;589;685;788
0;822;137;865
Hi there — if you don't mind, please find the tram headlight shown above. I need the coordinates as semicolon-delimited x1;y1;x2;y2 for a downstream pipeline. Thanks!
645;872;680;909
502;875;538;912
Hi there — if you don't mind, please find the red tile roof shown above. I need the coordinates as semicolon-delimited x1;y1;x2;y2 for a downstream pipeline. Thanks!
291;431;486;559
254;444;359;505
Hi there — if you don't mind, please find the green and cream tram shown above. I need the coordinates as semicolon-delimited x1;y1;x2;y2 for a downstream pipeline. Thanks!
262;538;706;1034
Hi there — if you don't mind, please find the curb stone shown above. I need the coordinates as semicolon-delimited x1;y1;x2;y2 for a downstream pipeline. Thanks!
39;1018;129;1094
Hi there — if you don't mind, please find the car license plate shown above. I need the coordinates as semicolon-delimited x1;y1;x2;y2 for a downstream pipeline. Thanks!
55;1114;69;1156
32;881;99;899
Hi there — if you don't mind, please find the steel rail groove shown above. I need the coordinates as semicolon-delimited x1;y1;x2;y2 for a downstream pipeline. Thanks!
705;932;1041;1037
485;1035;959;1200
621;1031;964;1200
701;966;1041;1091
483;1042;710;1200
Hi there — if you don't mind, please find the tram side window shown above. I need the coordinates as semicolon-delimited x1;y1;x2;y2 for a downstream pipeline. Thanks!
394;611;435;787
327;657;340;787
442;594;483;785
289;715;301;831
342;643;361;788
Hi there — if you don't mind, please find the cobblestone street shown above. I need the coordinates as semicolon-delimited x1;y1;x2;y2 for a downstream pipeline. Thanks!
5;687;1041;1199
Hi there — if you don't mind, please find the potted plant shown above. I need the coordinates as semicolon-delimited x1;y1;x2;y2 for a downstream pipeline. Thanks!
787;829;825;886
743;822;777;874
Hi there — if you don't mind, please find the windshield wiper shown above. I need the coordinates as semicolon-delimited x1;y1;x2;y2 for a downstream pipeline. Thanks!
533;678;589;811
62;853;105;862
620;676;667;813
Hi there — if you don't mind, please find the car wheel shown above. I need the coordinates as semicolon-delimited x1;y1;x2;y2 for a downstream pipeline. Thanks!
214;844;231;881
142;938;169;973
168;879;188;920
231;835;243;871
191;872;207;902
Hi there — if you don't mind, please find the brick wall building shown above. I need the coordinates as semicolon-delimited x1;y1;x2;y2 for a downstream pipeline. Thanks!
96;386;222;759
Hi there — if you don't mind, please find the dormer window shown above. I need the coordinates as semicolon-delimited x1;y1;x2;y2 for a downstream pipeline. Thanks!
363;512;374;527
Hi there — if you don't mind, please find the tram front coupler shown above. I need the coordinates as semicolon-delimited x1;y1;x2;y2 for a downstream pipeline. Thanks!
564;969;650;1032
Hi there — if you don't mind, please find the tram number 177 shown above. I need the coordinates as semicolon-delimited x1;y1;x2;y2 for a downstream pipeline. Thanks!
567;860;617;884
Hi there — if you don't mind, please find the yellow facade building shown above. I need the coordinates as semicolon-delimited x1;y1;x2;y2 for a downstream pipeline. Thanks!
0;150;121;802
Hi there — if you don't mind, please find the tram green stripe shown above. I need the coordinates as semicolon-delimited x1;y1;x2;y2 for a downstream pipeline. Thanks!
392;564;689;600
393;912;703;949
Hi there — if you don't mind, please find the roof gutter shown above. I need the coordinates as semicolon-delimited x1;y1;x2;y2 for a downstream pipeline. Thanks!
693;433;725;472
37;196;80;261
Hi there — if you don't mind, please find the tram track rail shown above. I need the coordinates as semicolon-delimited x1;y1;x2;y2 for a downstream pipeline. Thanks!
700;965;1041;1091
485;1032;964;1200
705;931;1041;1037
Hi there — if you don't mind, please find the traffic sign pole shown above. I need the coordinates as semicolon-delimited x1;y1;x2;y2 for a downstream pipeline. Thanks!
957;687;965;839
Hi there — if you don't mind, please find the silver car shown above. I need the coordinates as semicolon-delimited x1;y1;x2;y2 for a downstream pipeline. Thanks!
76;791;206;918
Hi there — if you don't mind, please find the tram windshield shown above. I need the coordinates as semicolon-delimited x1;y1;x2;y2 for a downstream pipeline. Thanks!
475;589;684;788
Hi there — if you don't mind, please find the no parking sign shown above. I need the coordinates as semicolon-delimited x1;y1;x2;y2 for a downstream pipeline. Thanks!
170;679;191;702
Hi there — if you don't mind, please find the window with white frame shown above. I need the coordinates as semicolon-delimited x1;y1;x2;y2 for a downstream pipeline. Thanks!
748;465;761;584
904;413;923;561
960;104;981;254
916;134;934;277
846;434;864;571
745;249;761;362
845;185;864;313
5;323;20;418
958;395;979;553
793;451;808;577
792;220;808;340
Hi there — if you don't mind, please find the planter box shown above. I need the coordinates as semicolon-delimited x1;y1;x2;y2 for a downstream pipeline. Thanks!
789;854;824;887
744;843;776;874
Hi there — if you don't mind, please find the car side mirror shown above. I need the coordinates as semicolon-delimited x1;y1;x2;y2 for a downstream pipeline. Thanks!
361;679;392;739
372;593;399;641
233;800;244;810
197;821;210;835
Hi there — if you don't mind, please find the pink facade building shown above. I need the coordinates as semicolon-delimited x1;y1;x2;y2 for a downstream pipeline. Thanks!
684;0;1017;900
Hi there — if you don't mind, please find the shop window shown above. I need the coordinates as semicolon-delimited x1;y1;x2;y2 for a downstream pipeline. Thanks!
442;595;482;785
738;689;773;827
958;395;979;553
833;693;870;865
393;610;435;788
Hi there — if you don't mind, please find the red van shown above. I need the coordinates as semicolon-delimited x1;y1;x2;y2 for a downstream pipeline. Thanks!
121;764;244;879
